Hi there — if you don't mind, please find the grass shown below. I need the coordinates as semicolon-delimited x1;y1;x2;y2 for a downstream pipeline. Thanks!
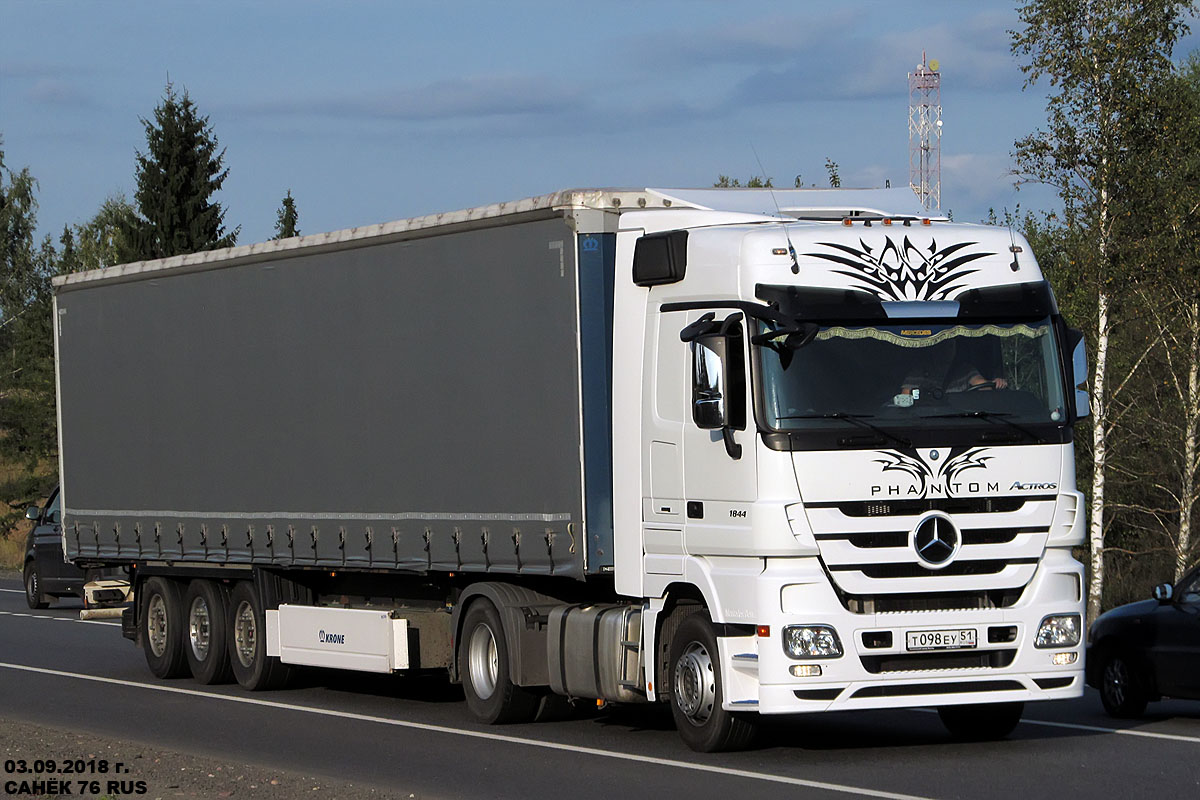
0;456;55;571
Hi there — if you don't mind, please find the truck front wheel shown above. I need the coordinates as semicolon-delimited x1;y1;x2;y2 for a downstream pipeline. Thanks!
458;600;539;724
140;576;189;678
228;581;291;691
669;612;757;752
183;580;233;685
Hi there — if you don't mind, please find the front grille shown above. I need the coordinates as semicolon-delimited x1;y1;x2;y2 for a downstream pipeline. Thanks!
826;496;1048;517
833;559;1035;579
840;588;1023;614
817;527;1034;549
860;649;1017;674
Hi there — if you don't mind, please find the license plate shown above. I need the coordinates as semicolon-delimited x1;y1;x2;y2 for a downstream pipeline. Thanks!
906;629;977;651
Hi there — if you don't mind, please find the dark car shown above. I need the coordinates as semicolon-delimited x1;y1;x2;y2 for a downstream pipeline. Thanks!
22;486;91;609
1087;567;1200;717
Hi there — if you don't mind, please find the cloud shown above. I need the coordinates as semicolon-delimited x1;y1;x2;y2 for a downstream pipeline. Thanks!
25;78;94;107
232;73;585;122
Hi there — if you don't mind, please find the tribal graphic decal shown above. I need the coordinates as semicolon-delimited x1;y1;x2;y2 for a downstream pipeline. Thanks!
873;447;993;499
804;236;995;302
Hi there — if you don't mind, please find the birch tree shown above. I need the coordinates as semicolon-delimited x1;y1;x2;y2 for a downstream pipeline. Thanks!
1011;0;1196;621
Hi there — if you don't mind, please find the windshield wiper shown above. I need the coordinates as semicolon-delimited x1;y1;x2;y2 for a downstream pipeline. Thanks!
777;413;913;449
922;410;1046;444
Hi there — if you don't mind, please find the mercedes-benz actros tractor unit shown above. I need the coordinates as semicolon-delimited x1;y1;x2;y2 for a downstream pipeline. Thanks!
54;187;1089;751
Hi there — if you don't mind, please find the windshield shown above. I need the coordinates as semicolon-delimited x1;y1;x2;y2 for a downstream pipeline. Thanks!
756;317;1067;432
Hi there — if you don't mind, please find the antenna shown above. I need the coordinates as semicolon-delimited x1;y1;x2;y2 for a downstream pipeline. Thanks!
908;53;941;211
750;145;801;274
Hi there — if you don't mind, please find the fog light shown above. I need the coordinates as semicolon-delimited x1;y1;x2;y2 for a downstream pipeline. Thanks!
1052;652;1078;666
790;664;823;678
783;625;842;659
1035;614;1081;648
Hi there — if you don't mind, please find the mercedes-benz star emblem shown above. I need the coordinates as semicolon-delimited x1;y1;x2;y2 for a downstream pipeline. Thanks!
912;514;960;568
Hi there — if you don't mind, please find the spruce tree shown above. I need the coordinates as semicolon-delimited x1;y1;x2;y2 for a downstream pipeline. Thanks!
127;83;239;260
273;190;299;240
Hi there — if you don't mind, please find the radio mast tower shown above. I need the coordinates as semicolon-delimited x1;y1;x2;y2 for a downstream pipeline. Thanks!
909;53;941;211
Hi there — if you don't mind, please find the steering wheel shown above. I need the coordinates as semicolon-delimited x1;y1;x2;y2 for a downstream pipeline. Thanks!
966;380;998;392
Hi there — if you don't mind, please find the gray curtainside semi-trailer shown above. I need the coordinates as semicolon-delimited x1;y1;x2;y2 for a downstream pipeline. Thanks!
56;187;1090;751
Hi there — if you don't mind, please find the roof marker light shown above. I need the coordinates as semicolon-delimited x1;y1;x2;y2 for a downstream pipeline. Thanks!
921;218;932;226
883;218;893;226
842;218;853;227
772;248;789;256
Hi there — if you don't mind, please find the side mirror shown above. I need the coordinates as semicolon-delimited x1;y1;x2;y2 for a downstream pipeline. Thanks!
1153;583;1174;603
1068;328;1090;419
692;334;729;430
47;509;61;525
25;506;40;522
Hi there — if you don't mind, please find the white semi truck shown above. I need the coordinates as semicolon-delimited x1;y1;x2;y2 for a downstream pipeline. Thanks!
55;187;1088;751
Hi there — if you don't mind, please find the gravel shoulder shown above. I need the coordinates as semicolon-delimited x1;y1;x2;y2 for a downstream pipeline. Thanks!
0;716;418;800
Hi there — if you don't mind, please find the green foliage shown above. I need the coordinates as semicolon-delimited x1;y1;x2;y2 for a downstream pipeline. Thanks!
713;174;773;188
273;190;300;240
126;83;239;260
824;158;841;188
0;142;58;526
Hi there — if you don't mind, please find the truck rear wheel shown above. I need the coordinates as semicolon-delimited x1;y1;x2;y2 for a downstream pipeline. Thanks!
183;580;233;685
140;576;188;678
668;611;757;752
938;701;1024;740
459;600;539;724
228;581;291;691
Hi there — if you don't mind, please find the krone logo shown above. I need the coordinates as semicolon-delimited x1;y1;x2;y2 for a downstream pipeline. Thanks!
911;513;961;569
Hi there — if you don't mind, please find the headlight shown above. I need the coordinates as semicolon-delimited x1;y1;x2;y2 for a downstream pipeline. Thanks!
1035;614;1081;648
783;625;842;659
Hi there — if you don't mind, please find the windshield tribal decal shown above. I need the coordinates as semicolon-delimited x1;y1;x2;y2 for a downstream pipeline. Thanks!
804;236;995;301
873;447;993;499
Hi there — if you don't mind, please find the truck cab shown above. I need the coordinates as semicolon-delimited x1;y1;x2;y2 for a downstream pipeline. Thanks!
610;190;1087;749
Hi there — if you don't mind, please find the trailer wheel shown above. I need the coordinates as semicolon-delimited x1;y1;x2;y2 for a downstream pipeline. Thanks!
228;581;291;691
183;580;233;685
24;562;49;609
140;576;189;678
458;600;539;724
668;612;757;752
938;702;1024;740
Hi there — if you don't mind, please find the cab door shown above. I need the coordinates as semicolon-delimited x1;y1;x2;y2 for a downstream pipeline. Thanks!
680;312;757;555
1153;570;1200;697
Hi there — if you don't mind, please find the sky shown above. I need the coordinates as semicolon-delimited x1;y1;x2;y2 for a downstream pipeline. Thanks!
2;1;1198;246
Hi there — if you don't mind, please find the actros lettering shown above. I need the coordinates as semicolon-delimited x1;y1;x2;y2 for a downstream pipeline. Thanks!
1010;481;1058;491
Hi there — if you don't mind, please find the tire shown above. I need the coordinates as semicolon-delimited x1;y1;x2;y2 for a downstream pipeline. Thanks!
938;702;1024;741
1099;651;1149;718
183;580;233;685
140;576;189;678
24;562;49;609
458;600;539;724
227;581;291;691
668;611;758;752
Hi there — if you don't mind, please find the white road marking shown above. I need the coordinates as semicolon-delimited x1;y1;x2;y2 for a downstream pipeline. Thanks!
0;661;934;800
913;707;1200;744
0;609;117;626
0;588;26;593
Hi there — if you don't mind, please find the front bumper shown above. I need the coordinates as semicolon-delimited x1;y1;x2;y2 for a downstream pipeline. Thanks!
718;549;1085;713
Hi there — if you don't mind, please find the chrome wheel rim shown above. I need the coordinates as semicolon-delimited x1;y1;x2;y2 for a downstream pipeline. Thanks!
188;596;211;662
467;621;499;700
674;641;716;725
1103;657;1129;708
147;593;168;658
233;600;257;668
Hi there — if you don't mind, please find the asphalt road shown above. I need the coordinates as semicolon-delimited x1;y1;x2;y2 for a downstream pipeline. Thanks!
1;574;1197;800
